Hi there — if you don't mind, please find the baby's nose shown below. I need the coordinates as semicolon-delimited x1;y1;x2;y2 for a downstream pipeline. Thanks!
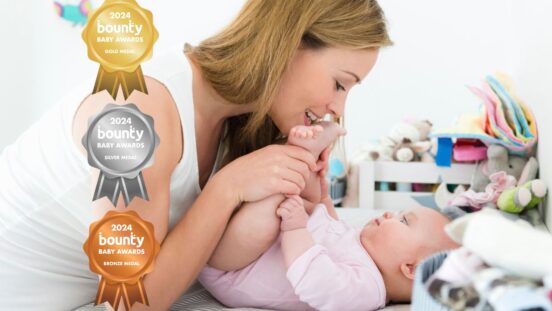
382;211;395;219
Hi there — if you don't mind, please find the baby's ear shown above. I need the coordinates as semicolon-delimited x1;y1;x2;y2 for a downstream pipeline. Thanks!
400;262;416;280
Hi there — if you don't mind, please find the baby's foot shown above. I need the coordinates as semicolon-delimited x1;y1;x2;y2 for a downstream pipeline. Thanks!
287;121;346;159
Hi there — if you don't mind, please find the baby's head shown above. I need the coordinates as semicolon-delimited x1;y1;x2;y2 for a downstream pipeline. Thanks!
360;207;459;303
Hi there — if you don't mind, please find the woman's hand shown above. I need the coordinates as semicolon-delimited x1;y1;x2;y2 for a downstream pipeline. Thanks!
216;144;317;206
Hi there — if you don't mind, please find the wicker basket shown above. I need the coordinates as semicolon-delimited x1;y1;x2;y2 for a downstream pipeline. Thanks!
411;251;452;311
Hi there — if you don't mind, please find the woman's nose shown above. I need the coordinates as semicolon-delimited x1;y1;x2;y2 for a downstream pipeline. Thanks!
328;98;346;118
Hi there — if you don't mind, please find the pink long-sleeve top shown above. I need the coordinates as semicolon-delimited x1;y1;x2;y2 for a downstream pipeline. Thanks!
199;205;387;311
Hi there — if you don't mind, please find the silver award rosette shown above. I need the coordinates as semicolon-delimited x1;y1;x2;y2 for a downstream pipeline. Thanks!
82;103;160;207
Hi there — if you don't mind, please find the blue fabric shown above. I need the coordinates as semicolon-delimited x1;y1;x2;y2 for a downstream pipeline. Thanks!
435;138;453;167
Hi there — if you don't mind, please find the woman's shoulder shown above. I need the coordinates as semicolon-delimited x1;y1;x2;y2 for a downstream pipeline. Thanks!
71;46;192;183
142;45;192;83
71;78;184;178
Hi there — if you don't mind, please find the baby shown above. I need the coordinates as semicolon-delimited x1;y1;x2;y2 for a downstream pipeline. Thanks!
199;122;458;311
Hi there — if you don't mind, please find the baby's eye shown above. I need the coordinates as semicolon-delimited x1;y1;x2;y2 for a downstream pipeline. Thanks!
400;216;409;225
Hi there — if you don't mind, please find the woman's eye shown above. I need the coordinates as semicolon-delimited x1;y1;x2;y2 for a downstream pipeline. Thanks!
335;80;345;91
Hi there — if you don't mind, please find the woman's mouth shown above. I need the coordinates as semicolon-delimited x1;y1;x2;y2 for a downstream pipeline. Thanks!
304;110;321;125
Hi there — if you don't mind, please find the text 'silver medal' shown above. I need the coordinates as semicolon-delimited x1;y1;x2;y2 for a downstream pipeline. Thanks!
83;211;160;310
82;0;158;99
82;103;159;207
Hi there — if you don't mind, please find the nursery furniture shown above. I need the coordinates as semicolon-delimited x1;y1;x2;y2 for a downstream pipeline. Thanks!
358;161;477;210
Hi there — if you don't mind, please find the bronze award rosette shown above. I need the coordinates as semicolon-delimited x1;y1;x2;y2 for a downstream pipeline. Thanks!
82;103;159;207
82;0;158;99
84;210;160;310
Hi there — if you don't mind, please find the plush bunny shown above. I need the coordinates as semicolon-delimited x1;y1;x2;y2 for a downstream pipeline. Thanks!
497;179;548;214
470;145;537;192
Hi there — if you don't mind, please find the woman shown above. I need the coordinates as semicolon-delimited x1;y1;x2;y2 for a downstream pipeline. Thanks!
0;0;391;310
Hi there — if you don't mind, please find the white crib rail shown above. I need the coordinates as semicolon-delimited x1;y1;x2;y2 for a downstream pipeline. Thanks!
358;161;477;210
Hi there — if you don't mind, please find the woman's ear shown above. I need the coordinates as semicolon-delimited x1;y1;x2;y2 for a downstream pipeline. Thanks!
399;262;416;280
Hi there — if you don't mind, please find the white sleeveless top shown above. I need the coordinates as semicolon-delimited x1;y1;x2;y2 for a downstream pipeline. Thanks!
0;46;216;310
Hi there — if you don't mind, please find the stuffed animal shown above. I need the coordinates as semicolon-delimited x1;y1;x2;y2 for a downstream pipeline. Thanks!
386;119;434;163
389;119;432;143
343;118;434;206
470;145;537;192
392;138;434;162
497;179;548;213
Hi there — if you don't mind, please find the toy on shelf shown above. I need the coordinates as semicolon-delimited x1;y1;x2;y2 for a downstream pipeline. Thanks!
470;145;537;192
497;179;548;214
54;0;94;27
342;118;435;206
434;144;545;214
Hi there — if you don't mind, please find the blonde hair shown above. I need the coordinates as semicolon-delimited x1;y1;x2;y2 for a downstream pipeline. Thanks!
185;0;392;165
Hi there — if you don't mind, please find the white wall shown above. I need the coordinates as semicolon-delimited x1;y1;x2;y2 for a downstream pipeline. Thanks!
512;0;552;229
346;0;518;153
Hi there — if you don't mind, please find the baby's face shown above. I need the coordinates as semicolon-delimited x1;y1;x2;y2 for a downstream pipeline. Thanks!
360;207;453;270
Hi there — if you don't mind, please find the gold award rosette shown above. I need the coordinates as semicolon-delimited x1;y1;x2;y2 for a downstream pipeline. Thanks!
83;211;160;310
82;0;158;99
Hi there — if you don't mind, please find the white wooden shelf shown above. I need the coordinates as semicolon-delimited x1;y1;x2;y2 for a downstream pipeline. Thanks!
358;161;477;210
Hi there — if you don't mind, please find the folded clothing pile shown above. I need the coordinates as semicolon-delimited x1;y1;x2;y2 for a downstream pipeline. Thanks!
413;209;552;311
432;74;537;168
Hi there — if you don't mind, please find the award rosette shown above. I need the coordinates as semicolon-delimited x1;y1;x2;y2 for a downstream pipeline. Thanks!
82;103;159;207
82;0;158;99
83;210;160;310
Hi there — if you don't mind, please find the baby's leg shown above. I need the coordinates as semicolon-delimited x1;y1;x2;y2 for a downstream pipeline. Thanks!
208;122;345;272
208;194;284;271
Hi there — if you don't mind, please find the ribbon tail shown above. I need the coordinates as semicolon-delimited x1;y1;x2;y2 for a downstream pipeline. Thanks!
95;279;123;310
120;172;149;206
120;66;148;99
93;172;122;206
122;279;149;309
93;66;121;99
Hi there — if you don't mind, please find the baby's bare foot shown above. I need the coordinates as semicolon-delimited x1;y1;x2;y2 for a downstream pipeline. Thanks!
287;121;346;159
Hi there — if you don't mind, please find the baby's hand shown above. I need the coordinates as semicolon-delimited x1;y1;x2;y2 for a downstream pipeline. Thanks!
276;195;309;231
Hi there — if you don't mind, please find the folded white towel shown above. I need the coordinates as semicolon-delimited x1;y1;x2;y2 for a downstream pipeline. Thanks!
445;208;552;279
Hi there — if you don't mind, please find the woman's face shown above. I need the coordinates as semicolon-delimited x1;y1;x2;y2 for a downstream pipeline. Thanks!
269;46;379;135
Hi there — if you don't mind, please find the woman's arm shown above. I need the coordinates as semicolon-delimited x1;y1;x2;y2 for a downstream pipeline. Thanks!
74;78;318;311
132;173;239;310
